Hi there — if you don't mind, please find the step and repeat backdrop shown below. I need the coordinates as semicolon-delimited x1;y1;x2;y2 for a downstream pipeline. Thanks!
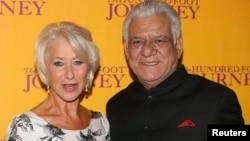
0;0;249;139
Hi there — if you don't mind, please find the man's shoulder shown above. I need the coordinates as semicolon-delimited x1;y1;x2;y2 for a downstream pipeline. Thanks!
107;81;138;105
188;73;235;94
109;84;132;101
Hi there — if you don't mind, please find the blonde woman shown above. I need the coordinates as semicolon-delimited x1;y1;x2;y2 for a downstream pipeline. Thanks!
4;21;110;141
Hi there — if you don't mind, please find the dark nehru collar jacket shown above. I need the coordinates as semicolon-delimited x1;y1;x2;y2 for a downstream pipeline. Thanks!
106;64;244;141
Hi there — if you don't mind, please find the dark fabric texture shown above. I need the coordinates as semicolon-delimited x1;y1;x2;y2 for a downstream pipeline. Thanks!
106;64;244;141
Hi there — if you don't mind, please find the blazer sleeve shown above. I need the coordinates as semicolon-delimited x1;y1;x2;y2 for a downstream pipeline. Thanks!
215;90;244;124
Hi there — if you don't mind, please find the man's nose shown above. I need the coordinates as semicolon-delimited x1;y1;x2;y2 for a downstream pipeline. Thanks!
141;40;157;57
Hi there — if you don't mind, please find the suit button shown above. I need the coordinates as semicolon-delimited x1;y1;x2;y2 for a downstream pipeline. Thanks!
147;96;153;102
144;126;149;131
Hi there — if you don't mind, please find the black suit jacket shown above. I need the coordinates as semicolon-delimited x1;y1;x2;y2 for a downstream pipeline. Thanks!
106;64;244;141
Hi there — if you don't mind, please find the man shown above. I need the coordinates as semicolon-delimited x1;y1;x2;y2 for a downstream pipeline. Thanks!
106;0;244;141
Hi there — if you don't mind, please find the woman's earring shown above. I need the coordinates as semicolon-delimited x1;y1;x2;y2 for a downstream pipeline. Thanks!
47;85;50;94
85;83;88;92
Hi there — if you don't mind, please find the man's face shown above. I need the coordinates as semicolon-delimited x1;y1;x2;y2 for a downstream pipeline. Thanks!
125;15;183;89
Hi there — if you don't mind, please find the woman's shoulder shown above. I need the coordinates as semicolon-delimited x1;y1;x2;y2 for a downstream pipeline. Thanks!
8;111;47;127
90;110;105;118
89;110;109;128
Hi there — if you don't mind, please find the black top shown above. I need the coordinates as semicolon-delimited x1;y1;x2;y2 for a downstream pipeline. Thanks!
106;64;244;141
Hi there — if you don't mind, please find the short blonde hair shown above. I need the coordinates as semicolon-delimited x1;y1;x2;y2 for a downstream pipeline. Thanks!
35;21;100;93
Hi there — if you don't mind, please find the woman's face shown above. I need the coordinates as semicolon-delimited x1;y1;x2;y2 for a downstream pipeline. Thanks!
125;15;183;89
45;36;89;102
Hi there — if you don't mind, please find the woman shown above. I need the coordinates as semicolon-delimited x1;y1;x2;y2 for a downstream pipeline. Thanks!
4;21;110;141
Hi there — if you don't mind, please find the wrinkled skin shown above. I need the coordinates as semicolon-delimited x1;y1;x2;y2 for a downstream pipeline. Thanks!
124;15;183;90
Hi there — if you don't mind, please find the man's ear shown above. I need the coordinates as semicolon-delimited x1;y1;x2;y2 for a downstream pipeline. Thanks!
123;39;129;58
175;36;183;59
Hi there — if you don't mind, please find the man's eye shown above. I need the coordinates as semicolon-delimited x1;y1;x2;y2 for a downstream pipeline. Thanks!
129;39;143;45
54;61;63;66
133;40;142;44
155;39;165;43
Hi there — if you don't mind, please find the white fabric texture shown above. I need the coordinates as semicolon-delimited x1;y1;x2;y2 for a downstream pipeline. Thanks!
4;111;110;141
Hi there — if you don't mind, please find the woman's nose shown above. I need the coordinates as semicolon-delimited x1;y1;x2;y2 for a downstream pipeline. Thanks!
65;65;74;79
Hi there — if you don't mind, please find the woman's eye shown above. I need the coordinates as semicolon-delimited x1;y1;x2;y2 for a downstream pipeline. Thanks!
54;61;63;66
74;60;83;65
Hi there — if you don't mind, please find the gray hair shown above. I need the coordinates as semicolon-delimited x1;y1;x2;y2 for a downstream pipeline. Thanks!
35;21;100;92
122;0;181;46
